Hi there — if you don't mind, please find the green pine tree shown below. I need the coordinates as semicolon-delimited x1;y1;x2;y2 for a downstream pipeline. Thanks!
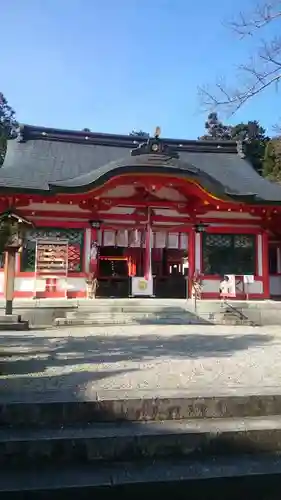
0;92;18;166
262;138;281;182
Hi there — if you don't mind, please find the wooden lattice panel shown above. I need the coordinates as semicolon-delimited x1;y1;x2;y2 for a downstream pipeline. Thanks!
22;228;84;272
68;244;81;272
36;242;68;274
234;235;254;248
205;234;232;248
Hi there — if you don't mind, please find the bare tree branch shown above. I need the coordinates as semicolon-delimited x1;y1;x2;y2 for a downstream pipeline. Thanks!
272;121;281;133
230;1;281;36
199;1;281;113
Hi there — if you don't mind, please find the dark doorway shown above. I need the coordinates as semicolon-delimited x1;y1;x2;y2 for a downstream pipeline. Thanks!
97;247;129;298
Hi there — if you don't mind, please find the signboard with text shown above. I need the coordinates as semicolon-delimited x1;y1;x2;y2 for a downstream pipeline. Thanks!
131;277;153;296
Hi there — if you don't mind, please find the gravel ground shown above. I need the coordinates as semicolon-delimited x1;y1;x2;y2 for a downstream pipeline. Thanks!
1;324;281;402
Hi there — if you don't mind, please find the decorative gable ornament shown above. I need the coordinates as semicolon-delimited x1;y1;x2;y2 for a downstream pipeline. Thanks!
131;126;179;159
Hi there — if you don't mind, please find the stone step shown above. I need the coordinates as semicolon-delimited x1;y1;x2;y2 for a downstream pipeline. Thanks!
2;394;281;427
0;314;22;323
0;321;29;331
64;308;193;316
0;313;29;330
54;316;204;326
65;309;192;316
1;455;281;495
54;312;253;327
2;416;281;466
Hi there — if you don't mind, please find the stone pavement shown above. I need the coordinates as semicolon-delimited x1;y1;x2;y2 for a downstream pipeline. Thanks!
1;324;281;403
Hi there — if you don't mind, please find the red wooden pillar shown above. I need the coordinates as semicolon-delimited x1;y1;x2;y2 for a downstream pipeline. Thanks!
4;251;16;314
188;229;195;298
262;231;270;298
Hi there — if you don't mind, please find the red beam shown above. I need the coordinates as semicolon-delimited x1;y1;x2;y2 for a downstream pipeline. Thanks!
20;209;269;227
96;198;189;209
54;174;227;205
5;183;281;216
20;209;194;225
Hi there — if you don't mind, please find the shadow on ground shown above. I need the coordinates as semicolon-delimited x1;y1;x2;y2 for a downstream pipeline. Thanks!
0;330;274;376
0;329;274;401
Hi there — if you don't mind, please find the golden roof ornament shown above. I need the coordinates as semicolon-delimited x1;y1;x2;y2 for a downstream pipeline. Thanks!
154;126;161;139
131;124;178;159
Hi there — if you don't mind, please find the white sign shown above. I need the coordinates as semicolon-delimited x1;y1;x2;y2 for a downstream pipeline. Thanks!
131;276;153;296
243;275;254;284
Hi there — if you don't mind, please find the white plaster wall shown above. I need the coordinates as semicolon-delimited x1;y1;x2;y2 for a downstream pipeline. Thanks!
57;277;87;292
27;203;88;213
270;276;281;296
15;276;87;293
277;248;281;273
202;211;261;220
153;209;189;217
202;279;220;293
15;277;45;293
99;206;135;214
31;216;88;223
245;280;263;294
257;234;263;276
202;278;263;295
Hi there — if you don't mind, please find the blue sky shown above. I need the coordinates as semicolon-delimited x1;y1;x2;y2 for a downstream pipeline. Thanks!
1;0;279;138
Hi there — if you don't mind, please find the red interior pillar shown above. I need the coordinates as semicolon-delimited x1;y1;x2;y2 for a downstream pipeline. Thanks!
188;229;195;297
125;248;137;276
262;231;270;298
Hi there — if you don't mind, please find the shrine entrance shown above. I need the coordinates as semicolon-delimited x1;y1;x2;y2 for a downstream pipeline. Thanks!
97;246;130;298
95;229;189;299
152;248;189;299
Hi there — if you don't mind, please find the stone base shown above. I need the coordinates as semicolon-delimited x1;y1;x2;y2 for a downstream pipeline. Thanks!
0;314;29;330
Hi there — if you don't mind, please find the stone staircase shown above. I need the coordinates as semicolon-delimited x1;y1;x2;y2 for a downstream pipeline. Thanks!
2;392;281;496
54;299;255;327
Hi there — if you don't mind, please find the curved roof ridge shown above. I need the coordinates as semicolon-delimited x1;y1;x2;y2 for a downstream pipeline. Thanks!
0;125;281;203
15;123;240;153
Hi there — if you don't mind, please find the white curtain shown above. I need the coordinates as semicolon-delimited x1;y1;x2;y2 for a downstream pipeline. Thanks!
129;229;142;247
154;231;166;248
116;230;128;247
180;233;188;250
103;230;116;246
168;232;179;249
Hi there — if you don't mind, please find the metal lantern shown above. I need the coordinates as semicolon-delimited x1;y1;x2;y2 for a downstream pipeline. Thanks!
194;223;209;233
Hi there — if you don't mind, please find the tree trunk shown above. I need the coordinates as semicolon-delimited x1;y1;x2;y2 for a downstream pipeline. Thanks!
4;250;16;315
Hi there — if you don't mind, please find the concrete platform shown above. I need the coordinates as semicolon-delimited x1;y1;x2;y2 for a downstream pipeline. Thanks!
0;298;280;326
1;324;281;402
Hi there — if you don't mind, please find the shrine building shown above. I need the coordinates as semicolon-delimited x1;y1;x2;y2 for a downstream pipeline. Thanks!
0;124;281;300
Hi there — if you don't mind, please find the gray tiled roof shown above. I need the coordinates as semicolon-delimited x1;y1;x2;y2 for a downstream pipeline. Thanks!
1;124;281;203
